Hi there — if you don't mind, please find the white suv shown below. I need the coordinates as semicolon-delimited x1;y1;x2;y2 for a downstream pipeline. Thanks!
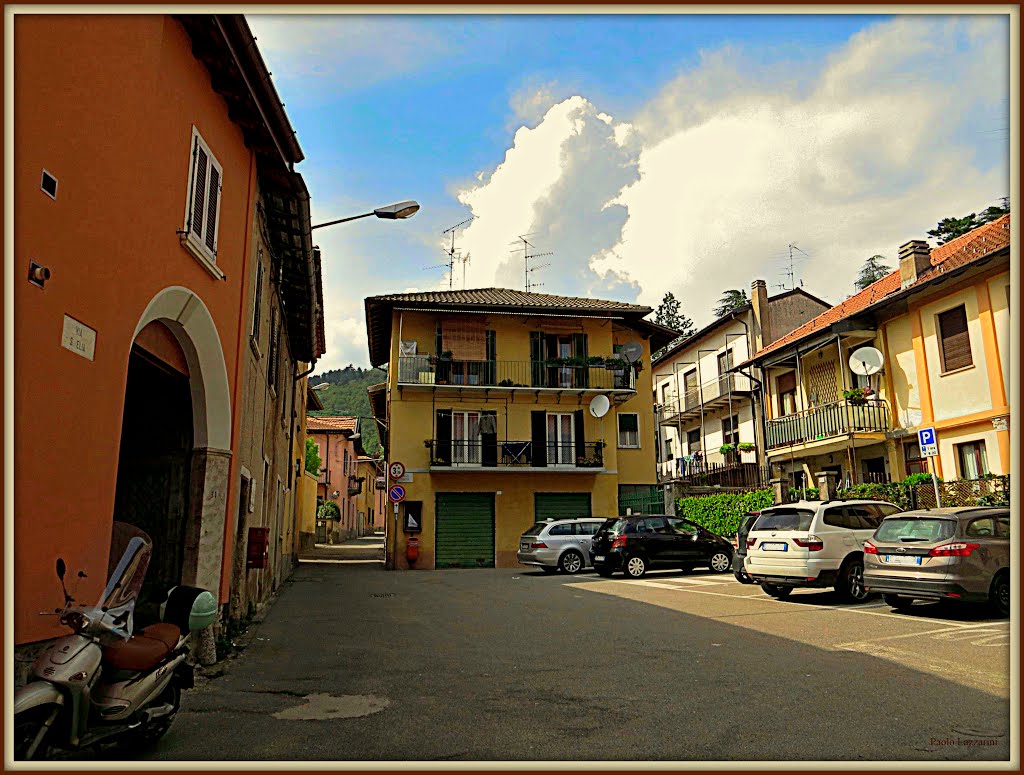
744;500;902;602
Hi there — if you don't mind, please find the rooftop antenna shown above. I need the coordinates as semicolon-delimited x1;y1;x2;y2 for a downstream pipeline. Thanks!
781;243;810;291
513;234;553;292
441;217;474;290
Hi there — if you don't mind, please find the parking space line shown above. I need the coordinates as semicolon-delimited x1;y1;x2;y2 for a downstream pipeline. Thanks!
836;621;1010;649
594;579;1004;628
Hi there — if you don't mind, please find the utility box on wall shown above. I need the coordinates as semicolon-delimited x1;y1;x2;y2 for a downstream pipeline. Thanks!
247;526;270;569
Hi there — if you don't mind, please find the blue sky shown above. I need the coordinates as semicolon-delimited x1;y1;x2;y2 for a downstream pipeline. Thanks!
247;12;1010;370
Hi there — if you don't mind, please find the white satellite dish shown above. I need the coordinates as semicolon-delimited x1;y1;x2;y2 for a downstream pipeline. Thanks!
849;346;885;376
620;341;644;363
589;394;610;418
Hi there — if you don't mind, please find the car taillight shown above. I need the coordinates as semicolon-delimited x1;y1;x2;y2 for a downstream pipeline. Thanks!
929;542;981;557
793;536;824;551
530;542;548;549
611;535;626;549
863;541;879;555
746;538;755;549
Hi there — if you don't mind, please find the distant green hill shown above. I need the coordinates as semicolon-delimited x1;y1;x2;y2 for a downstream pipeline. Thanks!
308;365;387;456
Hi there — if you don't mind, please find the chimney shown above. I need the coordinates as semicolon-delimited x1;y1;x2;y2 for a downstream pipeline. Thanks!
750;279;771;351
898;240;932;289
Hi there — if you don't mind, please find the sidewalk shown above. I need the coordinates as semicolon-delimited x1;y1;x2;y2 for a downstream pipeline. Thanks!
299;532;384;563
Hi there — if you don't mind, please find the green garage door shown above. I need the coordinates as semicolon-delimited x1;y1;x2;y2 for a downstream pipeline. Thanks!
535;493;592;521
435;493;495;568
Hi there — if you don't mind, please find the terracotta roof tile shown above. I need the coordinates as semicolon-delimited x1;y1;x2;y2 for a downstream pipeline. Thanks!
367;287;651;313
306;415;358;433
749;215;1011;362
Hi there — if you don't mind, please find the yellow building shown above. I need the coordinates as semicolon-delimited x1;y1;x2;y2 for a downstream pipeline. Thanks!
364;289;675;569
742;216;1011;488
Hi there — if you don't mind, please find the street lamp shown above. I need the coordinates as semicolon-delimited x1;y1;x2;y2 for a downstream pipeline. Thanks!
311;201;420;231
311;382;330;391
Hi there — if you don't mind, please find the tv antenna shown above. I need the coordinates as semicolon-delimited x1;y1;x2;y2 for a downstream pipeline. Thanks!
512;234;553;292
780;243;810;291
439;217;474;290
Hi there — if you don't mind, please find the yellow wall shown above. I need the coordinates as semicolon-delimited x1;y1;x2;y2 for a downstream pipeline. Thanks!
885;316;920;428
987;274;1011;405
297;470;318;537
384;308;657;569
917;286;993;422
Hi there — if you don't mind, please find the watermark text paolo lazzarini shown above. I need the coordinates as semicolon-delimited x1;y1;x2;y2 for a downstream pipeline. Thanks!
931;737;1000;747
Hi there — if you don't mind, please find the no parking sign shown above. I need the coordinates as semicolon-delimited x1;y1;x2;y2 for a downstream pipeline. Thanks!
388;484;407;503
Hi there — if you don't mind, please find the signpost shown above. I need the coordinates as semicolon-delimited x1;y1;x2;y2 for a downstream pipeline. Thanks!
917;427;942;508
388;484;407;504
389;461;406;480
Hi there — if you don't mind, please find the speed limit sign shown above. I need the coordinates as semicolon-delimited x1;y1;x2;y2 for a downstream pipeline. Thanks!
389;461;406;480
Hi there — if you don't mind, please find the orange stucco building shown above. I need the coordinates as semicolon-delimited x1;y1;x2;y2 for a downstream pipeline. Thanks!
14;15;323;655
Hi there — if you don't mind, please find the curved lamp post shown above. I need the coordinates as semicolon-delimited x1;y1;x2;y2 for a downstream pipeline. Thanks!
312;200;420;231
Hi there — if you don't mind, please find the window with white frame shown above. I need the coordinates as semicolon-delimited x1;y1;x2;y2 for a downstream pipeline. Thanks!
618;413;640;448
183;127;223;266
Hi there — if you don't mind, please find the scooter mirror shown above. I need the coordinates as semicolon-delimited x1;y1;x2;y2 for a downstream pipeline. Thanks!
56;558;66;580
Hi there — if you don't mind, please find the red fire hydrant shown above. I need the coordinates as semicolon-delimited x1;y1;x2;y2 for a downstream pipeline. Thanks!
405;536;420;567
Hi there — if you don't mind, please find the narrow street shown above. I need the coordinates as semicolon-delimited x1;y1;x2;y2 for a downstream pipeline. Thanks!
143;563;1010;763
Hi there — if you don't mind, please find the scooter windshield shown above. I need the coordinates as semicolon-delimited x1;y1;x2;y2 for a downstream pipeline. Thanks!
97;522;153;615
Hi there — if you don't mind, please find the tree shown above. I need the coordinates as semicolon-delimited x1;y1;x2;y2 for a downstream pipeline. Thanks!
927;198;1009;245
854;254;893;291
654;292;695;339
713;289;749;318
304;437;322;476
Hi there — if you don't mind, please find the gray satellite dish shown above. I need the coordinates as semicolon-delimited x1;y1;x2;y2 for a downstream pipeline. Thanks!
620;341;644;363
589;394;610;418
849;346;885;376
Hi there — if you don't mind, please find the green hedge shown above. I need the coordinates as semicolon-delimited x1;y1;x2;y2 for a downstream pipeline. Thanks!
675;489;775;536
317;501;341;520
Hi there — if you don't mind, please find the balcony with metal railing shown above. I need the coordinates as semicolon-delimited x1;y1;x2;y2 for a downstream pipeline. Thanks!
658;373;752;425
425;439;605;471
766;399;891;450
397;356;635;393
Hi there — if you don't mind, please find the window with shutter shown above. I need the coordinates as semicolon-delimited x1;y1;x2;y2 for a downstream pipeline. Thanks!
182;127;224;275
251;251;264;341
268;309;279;392
937;305;972;372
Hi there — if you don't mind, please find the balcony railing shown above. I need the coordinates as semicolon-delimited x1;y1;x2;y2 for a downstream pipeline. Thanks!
426;439;605;469
658;373;752;424
766;399;891;450
398;356;634;391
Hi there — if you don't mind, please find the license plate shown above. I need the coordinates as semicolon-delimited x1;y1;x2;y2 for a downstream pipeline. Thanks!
884;555;922;565
760;542;787;551
520;543;529;551
594;555;605;562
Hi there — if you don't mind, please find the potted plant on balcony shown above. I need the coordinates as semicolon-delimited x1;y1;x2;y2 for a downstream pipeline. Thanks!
842;386;874;405
737;442;756;454
719;443;737;455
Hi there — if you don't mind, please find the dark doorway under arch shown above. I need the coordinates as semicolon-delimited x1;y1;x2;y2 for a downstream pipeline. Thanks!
112;345;193;622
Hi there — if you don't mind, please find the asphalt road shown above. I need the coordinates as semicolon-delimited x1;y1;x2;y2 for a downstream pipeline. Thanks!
142;563;1012;763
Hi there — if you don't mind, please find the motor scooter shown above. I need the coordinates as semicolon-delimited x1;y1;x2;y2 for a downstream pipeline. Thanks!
13;522;216;759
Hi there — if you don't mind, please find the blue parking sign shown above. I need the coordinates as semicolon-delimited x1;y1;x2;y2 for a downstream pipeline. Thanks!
917;427;938;457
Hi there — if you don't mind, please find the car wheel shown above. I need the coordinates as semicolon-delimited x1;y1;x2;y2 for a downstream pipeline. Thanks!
624;555;647;579
882;593;914;609
762;583;792;599
540;566;557;574
559;550;584;575
709;551;732;573
990;572;1010;617
595;565;614;578
837;558;870;603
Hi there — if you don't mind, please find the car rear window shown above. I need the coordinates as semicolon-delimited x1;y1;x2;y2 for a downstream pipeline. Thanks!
875;518;956;543
523;522;549;537
752;508;814;532
576;522;602;536
596;518;625;535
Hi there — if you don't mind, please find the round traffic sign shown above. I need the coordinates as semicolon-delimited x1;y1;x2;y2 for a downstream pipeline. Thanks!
389;461;406;480
388;484;407;503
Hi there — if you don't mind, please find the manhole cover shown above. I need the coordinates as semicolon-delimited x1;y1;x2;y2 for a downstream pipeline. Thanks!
273;693;390;720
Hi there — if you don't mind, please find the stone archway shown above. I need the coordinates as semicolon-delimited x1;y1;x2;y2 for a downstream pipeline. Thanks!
128;286;233;596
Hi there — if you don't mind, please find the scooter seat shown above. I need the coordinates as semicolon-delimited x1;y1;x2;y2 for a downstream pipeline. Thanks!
102;623;181;672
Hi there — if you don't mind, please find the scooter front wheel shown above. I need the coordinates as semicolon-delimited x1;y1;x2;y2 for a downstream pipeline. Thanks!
13;706;58;760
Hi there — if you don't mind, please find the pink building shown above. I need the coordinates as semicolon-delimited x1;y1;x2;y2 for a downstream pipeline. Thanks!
306;416;365;541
